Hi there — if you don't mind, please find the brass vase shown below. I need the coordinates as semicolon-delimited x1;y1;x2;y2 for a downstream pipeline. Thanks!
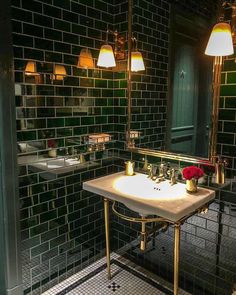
186;179;197;193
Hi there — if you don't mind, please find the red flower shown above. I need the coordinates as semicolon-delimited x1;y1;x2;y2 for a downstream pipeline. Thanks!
182;166;204;180
48;139;57;148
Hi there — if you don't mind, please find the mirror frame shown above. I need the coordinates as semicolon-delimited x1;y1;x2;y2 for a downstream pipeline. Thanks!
127;1;220;165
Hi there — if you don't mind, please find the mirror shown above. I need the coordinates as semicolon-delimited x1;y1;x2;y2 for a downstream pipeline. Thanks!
127;2;219;164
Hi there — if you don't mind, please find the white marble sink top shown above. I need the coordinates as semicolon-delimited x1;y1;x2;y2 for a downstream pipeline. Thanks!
83;171;215;222
28;159;99;180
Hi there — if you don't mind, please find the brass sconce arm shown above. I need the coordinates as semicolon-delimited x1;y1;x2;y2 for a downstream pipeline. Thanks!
105;29;125;60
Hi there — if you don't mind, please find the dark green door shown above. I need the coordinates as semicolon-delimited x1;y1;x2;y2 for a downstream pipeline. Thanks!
171;37;198;154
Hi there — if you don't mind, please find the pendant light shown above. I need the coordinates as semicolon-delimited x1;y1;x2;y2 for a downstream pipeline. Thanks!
52;64;67;80
131;37;145;72
25;61;39;76
97;30;116;68
97;44;116;67
78;48;94;69
205;22;234;56
131;51;145;71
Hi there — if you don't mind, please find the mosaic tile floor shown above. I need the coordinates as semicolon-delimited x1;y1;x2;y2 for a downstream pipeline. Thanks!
42;253;190;295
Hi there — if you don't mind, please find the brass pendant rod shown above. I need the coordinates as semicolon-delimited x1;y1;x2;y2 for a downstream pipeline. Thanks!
127;0;132;147
209;56;223;163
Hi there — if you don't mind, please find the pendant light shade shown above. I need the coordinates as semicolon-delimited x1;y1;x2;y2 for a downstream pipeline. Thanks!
205;22;234;56
25;61;39;76
97;44;116;68
131;51;145;72
78;48;94;69
52;64;67;80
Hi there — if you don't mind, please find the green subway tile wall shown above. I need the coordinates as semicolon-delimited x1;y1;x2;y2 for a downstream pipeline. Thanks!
10;0;236;294
12;0;126;294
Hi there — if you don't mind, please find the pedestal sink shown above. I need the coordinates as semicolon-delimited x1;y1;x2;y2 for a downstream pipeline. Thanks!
83;171;215;295
83;171;215;222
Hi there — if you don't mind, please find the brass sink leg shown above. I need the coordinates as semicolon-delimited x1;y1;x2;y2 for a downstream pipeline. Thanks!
140;218;146;251
174;223;181;295
104;198;111;280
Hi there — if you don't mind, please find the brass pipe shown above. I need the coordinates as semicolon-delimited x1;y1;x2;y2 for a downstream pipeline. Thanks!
104;198;111;280
209;56;223;162
174;223;181;295
127;0;132;147
112;202;166;223
140;218;146;251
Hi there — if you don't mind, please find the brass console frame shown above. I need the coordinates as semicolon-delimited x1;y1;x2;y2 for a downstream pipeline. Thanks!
103;198;210;295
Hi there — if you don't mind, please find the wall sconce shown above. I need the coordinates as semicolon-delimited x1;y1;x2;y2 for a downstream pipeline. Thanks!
25;61;39;76
131;37;145;72
205;2;236;56
205;22;234;56
97;29;125;68
51;64;67;80
78;48;94;69
205;1;236;164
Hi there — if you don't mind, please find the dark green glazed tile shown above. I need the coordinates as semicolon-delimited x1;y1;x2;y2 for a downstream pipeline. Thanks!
80;78;94;87
65;117;81;127
40;210;57;223
31;242;49;258
56;128;73;137
223;59;236;72
224;122;236;132
81;117;95;125
95;79;107;88
220;85;236;97
217;133;234;144
47;118;65;128
226;72;236;84
17;131;37;141
30;223;48;237
225;97;236;108
54;19;71;32
222;145;236;157
102;89;113;97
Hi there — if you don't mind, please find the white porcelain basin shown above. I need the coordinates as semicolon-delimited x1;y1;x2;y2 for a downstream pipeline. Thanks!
83;171;215;222
113;174;186;201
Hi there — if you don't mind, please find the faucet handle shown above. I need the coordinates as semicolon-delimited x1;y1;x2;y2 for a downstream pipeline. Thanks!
147;164;153;178
169;168;177;185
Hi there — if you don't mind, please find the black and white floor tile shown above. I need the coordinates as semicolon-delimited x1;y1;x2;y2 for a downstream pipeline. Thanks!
42;253;190;295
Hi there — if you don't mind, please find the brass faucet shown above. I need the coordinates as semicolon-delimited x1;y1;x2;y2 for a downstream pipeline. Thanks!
215;157;226;184
169;168;177;185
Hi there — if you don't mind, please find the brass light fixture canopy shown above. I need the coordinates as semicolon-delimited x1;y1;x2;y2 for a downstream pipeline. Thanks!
78;48;94;69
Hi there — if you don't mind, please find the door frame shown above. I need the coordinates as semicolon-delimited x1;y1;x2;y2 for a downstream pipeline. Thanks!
0;0;22;294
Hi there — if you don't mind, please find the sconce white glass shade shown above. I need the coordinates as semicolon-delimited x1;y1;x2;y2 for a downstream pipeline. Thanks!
78;48;94;68
205;23;234;56
25;61;39;76
53;65;67;80
131;51;145;72
97;44;116;68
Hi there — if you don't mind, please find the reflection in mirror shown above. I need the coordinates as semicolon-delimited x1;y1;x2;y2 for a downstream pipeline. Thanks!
167;11;213;158
128;1;219;163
